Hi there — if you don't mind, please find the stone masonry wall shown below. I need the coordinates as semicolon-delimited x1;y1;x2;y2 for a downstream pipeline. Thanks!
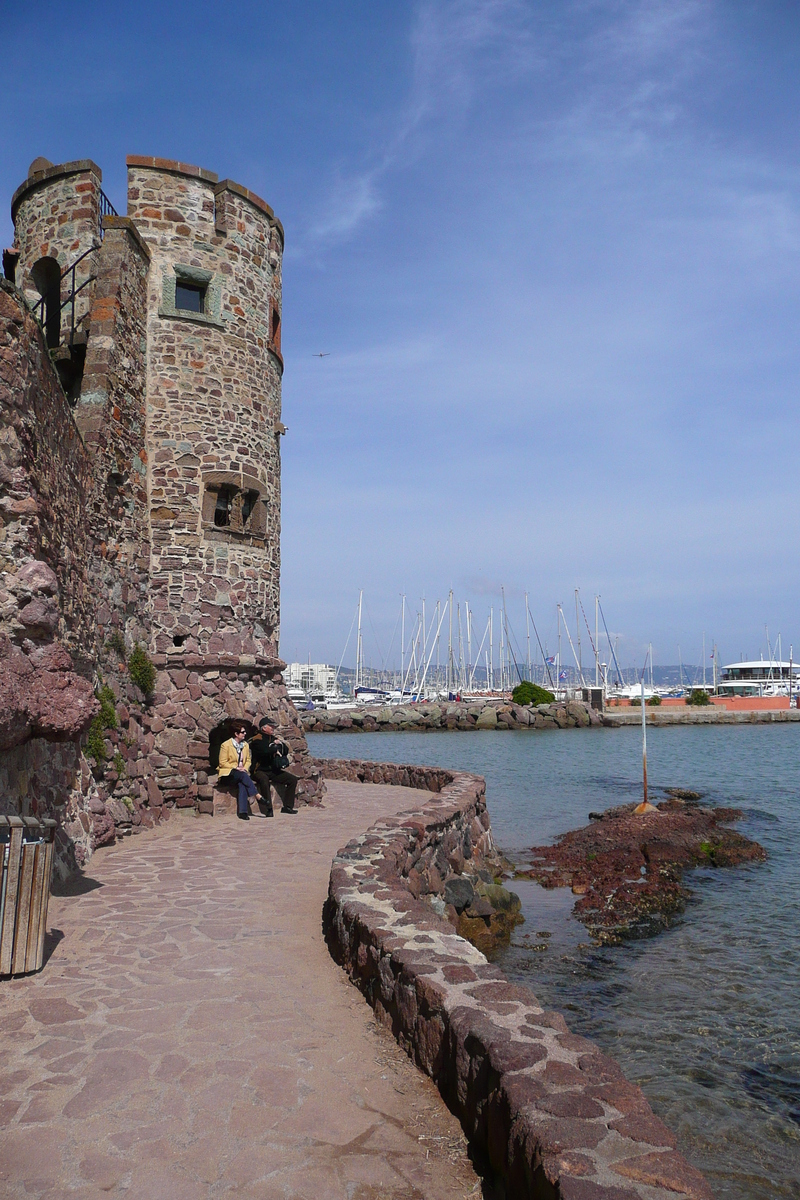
2;152;324;869
11;159;103;338
0;280;100;870
74;216;152;661
127;157;283;661
122;157;320;809
323;760;713;1200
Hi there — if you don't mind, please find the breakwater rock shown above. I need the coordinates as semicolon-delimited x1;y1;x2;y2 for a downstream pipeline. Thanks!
322;757;713;1199
302;697;605;733
519;797;766;944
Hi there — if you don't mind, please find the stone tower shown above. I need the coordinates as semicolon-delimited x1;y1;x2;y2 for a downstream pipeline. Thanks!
4;155;321;855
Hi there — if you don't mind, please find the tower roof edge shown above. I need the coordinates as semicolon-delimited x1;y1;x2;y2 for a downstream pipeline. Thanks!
126;156;219;184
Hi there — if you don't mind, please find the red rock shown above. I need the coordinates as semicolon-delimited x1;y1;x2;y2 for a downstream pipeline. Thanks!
610;1111;677;1148
0;633;98;749
538;1091;605;1120
612;1150;714;1199
16;559;58;594
18;597;59;631
560;1180;641;1199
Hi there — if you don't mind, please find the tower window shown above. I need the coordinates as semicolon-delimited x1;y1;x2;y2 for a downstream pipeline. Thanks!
202;475;267;541
214;485;236;527
175;282;206;313
269;298;281;353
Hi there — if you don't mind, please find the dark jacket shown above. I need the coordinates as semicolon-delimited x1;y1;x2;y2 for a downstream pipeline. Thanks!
250;733;290;774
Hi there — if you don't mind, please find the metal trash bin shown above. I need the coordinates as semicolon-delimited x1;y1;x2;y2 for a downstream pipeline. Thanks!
0;815;56;977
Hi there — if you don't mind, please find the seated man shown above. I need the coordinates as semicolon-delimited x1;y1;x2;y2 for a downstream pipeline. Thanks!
249;717;298;815
217;723;260;821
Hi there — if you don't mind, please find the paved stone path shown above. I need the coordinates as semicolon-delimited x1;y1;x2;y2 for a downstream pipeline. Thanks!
0;783;484;1199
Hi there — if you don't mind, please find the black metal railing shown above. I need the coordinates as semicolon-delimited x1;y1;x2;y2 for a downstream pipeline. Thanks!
29;188;118;344
98;188;118;238
32;245;98;347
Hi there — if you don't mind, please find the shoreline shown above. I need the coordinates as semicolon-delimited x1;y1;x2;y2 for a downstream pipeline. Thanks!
321;755;713;1199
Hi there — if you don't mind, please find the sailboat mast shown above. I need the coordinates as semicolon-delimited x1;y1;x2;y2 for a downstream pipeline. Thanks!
525;592;531;682
595;595;599;687
466;602;472;690
356;589;363;691
557;605;561;697
400;595;405;696
448;589;453;695
575;589;581;684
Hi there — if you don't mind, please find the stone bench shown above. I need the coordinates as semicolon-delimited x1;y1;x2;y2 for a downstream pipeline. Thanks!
197;775;276;817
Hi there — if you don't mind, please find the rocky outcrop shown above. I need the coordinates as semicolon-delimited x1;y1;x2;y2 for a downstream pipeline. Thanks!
302;698;606;733
322;758;713;1200
0;634;97;750
520;796;767;944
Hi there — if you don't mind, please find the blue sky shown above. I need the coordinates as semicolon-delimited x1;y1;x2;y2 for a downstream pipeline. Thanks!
3;1;800;672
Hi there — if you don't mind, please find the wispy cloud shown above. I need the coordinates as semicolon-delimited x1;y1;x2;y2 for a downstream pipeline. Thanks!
308;170;382;240
303;0;537;249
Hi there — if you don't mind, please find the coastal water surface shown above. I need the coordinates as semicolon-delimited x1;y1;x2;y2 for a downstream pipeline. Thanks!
309;725;800;1199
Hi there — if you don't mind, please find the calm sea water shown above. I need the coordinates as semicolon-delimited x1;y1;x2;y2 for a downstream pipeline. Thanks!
309;726;800;1199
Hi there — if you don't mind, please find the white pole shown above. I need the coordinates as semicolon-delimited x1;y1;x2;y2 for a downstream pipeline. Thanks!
466;602;472;690
400;595;405;697
557;606;561;698
525;592;531;683
634;673;656;814
418;603;449;699
448;589;453;695
558;603;585;689
790;645;794;707
575;589;582;687
356;590;363;691
490;608;494;692
595;595;599;687
472;615;490;692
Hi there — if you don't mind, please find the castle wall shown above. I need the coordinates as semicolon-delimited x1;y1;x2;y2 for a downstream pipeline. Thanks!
75;216;152;657
2;153;324;861
0;281;96;659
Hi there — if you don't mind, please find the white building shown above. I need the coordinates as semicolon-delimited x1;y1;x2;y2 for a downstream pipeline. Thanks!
283;662;338;696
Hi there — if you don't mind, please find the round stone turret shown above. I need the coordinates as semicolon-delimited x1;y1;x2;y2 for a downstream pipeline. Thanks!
126;157;284;666
11;159;104;347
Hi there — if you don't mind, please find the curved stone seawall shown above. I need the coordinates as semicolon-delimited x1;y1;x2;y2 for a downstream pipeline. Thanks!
322;758;712;1200
303;698;607;733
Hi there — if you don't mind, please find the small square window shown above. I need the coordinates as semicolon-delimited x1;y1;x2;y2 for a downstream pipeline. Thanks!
175;282;206;313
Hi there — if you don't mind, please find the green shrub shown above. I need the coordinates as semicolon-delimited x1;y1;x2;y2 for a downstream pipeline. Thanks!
631;696;641;706
87;715;106;763
97;685;118;730
687;689;711;706
106;630;126;661
113;751;126;776
647;695;662;706
128;644;156;697
512;681;556;706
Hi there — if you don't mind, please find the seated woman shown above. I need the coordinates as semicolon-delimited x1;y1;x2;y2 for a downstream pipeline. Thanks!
217;723;261;821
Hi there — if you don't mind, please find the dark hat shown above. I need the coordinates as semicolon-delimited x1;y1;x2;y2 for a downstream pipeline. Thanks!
259;716;276;730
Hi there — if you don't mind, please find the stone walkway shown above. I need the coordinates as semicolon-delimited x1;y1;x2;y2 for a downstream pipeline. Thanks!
0;783;485;1199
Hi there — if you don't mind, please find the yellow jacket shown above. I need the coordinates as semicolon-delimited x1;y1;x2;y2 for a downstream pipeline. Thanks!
218;738;251;777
